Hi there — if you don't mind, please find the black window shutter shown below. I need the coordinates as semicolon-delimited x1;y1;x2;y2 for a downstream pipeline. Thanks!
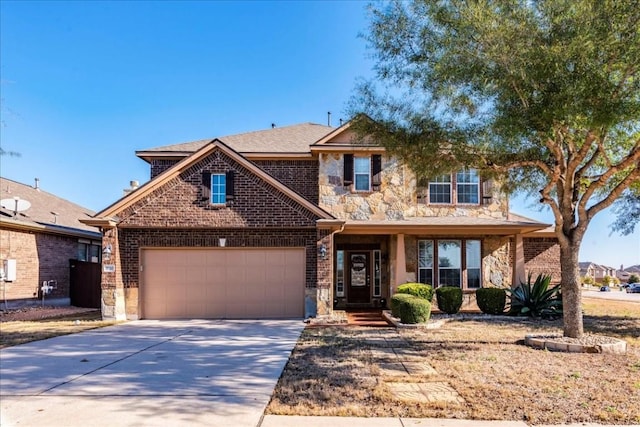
202;172;211;201
225;171;235;201
343;154;353;186
372;154;382;190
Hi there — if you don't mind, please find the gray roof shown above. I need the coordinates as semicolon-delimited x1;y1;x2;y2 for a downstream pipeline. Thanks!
0;177;100;238
137;122;334;156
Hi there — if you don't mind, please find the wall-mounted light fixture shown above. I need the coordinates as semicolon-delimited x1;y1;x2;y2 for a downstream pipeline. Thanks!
319;244;327;259
103;243;112;261
219;238;227;247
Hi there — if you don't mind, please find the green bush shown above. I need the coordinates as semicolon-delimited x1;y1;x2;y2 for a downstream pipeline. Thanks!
396;282;434;301
582;275;595;285
390;293;431;324
390;293;415;318
628;273;640;284
435;286;463;314
475;288;506;315
507;273;562;319
602;275;614;285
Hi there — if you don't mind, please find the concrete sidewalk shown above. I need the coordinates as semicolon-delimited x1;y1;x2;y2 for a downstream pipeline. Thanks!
260;415;638;427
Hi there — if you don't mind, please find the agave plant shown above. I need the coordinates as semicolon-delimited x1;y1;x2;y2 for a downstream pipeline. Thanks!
507;273;562;319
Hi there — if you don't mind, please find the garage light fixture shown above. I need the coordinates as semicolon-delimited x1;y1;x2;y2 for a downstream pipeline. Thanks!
102;243;112;261
219;238;226;247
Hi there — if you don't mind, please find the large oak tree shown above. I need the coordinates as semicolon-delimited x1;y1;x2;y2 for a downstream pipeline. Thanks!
350;0;640;338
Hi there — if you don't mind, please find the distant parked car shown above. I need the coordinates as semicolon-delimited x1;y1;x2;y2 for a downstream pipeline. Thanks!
626;283;640;293
599;286;610;292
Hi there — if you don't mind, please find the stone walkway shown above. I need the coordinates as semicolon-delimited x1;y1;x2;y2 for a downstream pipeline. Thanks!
361;329;466;405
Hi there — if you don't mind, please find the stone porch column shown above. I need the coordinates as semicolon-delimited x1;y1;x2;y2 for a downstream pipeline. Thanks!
512;233;526;286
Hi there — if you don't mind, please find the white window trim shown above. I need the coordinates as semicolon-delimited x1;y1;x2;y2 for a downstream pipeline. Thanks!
456;169;480;205
211;173;226;205
353;156;371;192
428;174;452;204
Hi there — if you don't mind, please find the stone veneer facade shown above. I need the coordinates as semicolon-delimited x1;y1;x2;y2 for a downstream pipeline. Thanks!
318;152;516;293
318;153;507;221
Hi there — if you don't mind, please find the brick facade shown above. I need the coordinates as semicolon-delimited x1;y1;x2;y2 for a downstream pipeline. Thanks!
121;151;318;228
524;237;561;283
150;159;181;179
0;228;77;300
103;146;323;319
253;159;319;203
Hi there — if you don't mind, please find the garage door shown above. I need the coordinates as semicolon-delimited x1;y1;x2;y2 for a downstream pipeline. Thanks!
141;248;305;319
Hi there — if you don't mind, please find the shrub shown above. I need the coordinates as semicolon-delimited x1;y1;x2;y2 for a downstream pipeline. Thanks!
390;293;415;318
396;282;434;301
507;273;562;319
582;275;595;285
435;286;463;314
476;288;506;315
628;274;640;284
390;293;431;324
602;275;614;285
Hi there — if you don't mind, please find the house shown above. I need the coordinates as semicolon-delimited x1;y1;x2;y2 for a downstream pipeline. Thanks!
579;262;617;283
0;177;102;307
82;121;559;320
617;265;640;283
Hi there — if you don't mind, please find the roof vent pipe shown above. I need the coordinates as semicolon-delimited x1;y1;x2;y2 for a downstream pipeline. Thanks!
272;123;276;129
327;111;331;127
34;178;40;190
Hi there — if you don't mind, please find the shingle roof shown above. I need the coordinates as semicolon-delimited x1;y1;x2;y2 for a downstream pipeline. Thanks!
137;122;334;157
0;177;100;237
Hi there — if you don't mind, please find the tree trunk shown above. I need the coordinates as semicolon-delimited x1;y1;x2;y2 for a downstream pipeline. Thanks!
560;244;583;338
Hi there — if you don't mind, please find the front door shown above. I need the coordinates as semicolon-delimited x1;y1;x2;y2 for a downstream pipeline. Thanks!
347;252;370;303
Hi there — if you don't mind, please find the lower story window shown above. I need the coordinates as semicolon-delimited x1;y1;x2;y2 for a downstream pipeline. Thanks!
373;250;381;297
336;250;345;297
78;241;101;263
418;239;482;289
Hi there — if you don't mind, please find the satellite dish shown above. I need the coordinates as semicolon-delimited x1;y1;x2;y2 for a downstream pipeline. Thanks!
0;197;32;213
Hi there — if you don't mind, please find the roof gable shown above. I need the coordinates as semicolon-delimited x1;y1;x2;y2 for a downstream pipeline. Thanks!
89;139;333;223
0;177;100;238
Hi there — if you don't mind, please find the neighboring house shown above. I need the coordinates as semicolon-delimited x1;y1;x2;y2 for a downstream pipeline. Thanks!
617;265;640;282
0;177;102;307
579;262;617;283
82;121;559;320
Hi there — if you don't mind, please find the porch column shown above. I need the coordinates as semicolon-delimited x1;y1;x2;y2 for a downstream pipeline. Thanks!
394;233;407;291
512;233;526;286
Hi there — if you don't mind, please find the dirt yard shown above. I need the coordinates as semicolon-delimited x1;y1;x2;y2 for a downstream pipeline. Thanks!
267;299;640;425
0;306;115;349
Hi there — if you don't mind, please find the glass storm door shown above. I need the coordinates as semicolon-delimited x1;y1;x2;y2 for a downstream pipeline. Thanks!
347;252;371;303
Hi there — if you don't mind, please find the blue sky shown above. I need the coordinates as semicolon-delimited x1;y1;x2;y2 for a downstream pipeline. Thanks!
1;1;638;268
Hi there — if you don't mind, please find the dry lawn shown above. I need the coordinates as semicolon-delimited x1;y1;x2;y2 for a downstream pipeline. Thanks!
0;308;116;349
267;298;640;425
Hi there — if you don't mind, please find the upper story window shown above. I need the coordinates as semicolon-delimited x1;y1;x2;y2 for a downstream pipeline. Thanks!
354;157;371;191
429;175;452;204
211;174;226;205
343;154;382;192
456;169;480;204
423;168;480;205
202;171;235;206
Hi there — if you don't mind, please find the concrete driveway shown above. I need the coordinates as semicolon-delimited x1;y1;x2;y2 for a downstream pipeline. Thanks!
0;319;304;427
